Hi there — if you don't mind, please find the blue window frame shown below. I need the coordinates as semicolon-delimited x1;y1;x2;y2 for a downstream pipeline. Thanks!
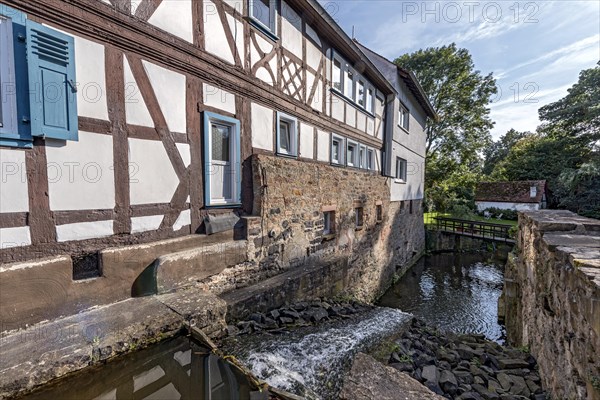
248;0;278;41
0;5;78;148
203;112;241;207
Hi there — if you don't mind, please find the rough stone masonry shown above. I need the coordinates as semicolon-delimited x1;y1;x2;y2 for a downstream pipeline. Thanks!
501;210;600;400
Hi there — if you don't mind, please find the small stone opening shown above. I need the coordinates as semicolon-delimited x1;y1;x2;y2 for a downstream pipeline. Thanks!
355;207;364;229
376;204;383;223
72;252;101;280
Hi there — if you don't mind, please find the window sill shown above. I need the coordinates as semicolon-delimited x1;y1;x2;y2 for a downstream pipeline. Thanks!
329;88;376;118
248;18;279;42
398;125;410;134
322;233;336;242
206;202;242;209
0;138;33;149
276;151;298;159
394;179;406;184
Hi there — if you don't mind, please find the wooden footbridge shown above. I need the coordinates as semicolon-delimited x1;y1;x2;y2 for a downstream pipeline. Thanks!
429;217;516;244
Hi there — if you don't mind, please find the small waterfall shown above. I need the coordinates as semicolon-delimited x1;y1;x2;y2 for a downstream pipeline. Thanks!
224;307;412;399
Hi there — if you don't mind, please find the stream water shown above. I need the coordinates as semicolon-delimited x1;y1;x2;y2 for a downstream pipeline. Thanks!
379;251;507;343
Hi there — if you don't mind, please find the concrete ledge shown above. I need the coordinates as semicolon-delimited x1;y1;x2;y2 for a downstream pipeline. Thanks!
0;288;227;399
155;240;247;294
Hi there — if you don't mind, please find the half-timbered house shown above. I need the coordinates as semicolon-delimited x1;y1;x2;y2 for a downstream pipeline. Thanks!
0;0;432;332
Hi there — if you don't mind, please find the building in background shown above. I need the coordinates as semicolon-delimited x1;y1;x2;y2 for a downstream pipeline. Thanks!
475;181;548;212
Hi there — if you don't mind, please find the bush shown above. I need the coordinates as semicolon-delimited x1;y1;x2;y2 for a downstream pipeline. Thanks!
449;204;476;219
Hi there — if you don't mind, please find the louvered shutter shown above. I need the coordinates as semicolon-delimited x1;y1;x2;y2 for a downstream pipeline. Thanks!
26;20;78;141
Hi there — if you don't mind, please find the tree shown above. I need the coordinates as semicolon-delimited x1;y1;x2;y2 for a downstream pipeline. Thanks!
395;43;497;164
395;43;498;211
483;129;533;176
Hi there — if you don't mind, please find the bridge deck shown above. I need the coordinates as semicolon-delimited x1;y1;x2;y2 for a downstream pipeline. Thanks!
429;217;516;244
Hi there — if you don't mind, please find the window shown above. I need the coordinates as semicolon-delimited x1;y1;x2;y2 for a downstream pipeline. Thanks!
366;148;375;171
331;134;345;165
399;103;409;131
376;204;383;223
276;112;298;157
395;157;407;182
346;139;358;167
359;144;367;169
409;200;413;214
323;211;335;235
332;58;342;91
356;80;365;107
530;186;537;198
331;52;375;114
355;207;364;229
249;0;277;39
203;112;241;207
0;7;77;148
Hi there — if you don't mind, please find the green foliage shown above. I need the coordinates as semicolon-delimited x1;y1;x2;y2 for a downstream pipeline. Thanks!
483;129;534;176
395;44;497;211
554;158;600;219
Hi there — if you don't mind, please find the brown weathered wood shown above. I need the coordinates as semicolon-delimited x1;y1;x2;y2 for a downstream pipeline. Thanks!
79;117;112;134
0;213;28;229
187;76;203;233
133;0;162;21
25;138;56;245
214;0;242;67
53;209;115;225
106;46;132;235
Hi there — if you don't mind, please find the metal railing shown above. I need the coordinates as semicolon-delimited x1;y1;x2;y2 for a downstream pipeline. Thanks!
431;217;514;243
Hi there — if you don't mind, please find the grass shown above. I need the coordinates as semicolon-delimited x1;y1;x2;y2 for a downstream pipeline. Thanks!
424;212;518;227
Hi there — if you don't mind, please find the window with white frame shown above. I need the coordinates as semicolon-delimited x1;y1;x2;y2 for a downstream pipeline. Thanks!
276;112;298;157
0;15;17;136
249;0;277;38
331;52;375;114
366;148;375;170
204;112;241;206
359;144;367;169
346;139;359;167
331;134;345;165
395;157;407;182
399;103;409;131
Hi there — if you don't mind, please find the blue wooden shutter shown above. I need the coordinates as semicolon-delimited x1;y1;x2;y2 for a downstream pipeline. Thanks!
26;20;78;141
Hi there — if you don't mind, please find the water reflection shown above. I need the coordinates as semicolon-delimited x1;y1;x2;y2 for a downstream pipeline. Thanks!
20;336;252;400
378;252;507;343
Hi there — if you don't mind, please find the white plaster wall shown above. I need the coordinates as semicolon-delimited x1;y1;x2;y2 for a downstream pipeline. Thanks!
299;123;314;159
148;0;193;43
56;220;113;242
331;95;344;122
375;149;382;172
367;118;375;135
0;149;28;213
143;61;187;133
476;202;540;212
0;227;31;249
390;145;425;202
316;130;330;162
356;112;367;133
227;13;245;66
204;0;234;64
281;1;302;59
255;67;274;86
176;143;191;168
203;83;236;114
251;103;273;151
45;132;115;211
306;38;321;71
345;104;356;127
75;36;109;121
124;57;153;127
173;209;191;231
222;0;243;11
131;215;164;234
129;138;180;205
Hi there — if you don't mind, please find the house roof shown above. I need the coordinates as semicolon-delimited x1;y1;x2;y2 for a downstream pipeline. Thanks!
354;41;438;121
291;0;396;95
475;181;547;204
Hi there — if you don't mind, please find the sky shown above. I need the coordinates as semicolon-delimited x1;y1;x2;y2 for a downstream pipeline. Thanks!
319;0;600;139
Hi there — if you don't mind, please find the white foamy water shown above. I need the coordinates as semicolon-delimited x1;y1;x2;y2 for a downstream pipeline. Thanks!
229;307;412;399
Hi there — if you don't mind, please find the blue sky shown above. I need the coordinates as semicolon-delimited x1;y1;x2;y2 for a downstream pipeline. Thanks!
320;1;600;139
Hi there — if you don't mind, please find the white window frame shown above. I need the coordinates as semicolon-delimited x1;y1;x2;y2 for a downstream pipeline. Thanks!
395;156;407;183
276;111;298;157
332;57;342;92
331;134;345;165
346;139;359;168
204;112;241;207
399;103;410;131
359;144;367;169
356;79;365;107
366;88;374;114
248;0;278;39
366;148;375;171
0;15;18;136
331;51;375;114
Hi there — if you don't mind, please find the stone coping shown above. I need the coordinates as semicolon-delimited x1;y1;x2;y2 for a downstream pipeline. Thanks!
0;290;226;399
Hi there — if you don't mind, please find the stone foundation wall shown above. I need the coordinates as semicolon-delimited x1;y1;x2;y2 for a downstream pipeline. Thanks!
203;154;425;302
502;210;600;399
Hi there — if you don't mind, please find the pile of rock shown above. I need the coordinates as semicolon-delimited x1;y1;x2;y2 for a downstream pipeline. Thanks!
226;299;373;336
388;319;546;400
